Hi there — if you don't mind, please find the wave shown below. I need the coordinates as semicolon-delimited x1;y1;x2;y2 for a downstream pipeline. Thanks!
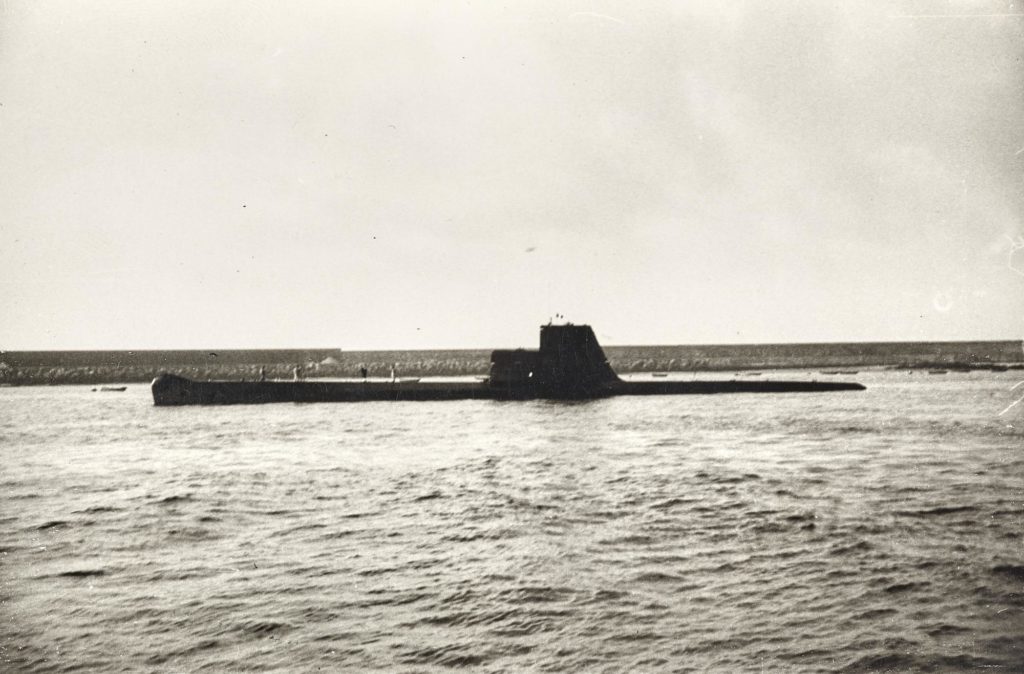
992;564;1024;581
884;581;929;593
35;520;68;530
842;652;1006;672
894;505;978;517
397;643;500;668
633;571;684;583
153;493;194;504
39;569;107;578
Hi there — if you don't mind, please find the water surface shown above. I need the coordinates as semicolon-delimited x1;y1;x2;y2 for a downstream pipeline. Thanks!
1;371;1022;671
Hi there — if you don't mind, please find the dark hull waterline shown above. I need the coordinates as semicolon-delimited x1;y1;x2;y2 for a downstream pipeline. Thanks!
151;325;866;406
151;374;864;406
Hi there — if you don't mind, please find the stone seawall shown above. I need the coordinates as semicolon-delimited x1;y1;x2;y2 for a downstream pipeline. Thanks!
1;341;1020;386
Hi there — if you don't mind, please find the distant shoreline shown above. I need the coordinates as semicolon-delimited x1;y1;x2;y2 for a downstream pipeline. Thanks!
1;341;1020;386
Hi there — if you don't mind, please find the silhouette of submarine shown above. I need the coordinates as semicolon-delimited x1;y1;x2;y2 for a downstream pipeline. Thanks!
151;324;865;406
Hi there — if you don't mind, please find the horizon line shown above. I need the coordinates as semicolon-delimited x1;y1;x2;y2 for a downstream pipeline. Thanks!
3;336;1022;354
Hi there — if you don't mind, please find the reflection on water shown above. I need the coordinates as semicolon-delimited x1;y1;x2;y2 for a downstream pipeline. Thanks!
1;372;1022;672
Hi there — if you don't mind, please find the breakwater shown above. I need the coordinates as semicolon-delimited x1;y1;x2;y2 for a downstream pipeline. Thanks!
1;341;1020;386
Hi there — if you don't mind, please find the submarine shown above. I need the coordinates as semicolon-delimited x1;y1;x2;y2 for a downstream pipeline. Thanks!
151;324;865;406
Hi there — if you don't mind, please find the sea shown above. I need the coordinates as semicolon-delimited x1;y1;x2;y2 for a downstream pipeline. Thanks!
1;370;1022;672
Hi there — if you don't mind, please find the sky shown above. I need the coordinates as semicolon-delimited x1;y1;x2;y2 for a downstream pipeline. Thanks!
1;0;1022;350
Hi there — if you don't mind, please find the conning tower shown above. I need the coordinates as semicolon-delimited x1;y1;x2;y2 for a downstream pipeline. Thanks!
489;324;620;398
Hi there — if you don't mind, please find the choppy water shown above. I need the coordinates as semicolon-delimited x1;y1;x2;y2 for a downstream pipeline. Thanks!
2;371;1022;672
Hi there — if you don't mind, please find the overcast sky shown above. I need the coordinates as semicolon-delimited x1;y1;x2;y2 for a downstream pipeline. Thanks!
1;1;1022;350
